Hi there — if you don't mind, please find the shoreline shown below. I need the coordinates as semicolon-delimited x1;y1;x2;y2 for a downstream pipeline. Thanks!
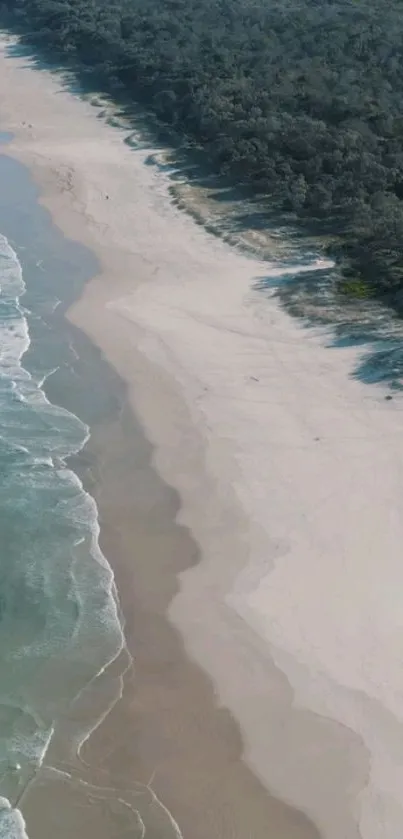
0;36;323;839
2;33;403;839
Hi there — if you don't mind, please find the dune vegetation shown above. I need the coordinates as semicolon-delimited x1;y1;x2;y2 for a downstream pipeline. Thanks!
3;0;403;307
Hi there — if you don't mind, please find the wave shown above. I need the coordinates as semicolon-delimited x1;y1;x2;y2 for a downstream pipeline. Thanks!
0;235;126;837
0;800;29;839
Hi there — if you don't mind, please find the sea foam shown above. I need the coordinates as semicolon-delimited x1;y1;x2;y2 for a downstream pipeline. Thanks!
0;234;125;836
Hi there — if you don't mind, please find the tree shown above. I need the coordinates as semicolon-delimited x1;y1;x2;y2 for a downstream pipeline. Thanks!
4;0;403;308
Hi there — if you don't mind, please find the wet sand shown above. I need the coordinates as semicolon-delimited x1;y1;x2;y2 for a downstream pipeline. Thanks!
0;34;325;839
1;31;403;839
79;396;323;839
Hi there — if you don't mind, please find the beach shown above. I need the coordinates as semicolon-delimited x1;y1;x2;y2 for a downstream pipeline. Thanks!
1;34;403;839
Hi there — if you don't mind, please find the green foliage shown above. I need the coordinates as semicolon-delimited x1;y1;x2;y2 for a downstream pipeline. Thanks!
3;0;403;306
337;276;371;300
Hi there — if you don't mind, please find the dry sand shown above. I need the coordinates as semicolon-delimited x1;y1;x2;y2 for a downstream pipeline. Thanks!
1;34;403;839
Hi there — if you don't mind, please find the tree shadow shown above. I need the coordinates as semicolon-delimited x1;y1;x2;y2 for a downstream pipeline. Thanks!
2;37;326;252
255;268;403;392
5;36;403;394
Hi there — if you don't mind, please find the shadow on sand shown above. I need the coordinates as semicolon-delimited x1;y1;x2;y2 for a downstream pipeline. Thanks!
5;36;403;396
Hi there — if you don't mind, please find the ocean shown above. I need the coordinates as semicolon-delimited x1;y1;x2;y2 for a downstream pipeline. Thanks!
0;151;125;838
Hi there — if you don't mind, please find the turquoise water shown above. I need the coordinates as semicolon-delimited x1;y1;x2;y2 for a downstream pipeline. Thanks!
0;166;125;836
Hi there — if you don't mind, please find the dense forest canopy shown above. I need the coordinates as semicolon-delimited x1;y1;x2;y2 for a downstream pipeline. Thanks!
2;0;403;307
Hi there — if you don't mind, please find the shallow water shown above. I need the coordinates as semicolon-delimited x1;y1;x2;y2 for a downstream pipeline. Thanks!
0;75;401;838
0;197;124;836
0;146;191;839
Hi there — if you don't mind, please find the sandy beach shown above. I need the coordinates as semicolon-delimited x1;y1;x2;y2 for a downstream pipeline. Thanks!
1;34;403;839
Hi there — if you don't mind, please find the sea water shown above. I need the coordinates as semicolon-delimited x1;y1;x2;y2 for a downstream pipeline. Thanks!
0;232;124;836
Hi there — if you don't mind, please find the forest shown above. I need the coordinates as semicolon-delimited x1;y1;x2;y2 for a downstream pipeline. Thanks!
2;0;403;308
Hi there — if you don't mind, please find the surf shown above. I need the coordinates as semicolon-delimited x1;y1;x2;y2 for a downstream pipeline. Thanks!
0;233;125;837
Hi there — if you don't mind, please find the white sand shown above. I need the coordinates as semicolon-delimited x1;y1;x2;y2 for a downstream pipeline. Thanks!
1;35;403;839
